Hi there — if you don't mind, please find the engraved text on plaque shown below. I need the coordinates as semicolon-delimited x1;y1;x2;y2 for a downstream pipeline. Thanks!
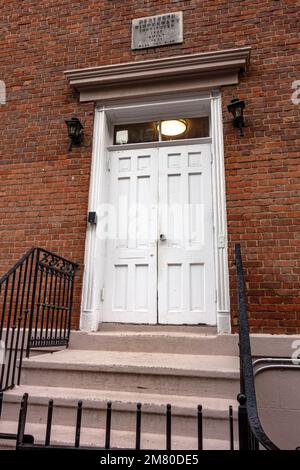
132;12;183;50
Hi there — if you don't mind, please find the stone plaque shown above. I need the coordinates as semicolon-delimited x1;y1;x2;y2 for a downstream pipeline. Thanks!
132;12;183;50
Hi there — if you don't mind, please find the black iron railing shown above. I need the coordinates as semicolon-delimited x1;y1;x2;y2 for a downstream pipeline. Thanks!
0;392;235;450
0;248;78;392
234;243;279;450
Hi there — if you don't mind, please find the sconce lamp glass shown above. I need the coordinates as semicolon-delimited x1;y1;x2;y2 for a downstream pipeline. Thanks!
227;98;246;137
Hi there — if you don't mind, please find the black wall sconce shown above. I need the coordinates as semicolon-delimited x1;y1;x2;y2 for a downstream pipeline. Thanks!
227;98;246;137
65;117;84;151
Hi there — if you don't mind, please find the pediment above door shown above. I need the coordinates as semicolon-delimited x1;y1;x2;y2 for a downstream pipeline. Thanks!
64;47;251;102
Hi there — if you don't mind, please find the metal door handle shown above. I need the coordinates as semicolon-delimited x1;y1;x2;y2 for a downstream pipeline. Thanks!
160;234;167;242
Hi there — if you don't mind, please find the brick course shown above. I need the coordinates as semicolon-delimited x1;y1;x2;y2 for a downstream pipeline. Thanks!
0;0;299;332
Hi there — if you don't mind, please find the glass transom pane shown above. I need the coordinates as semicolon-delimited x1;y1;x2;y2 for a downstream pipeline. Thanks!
114;117;209;145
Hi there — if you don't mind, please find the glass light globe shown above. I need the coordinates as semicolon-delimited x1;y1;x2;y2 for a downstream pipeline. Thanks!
160;119;187;137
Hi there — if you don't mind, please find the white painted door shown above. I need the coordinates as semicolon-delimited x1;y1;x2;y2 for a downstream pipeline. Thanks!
157;144;216;324
103;148;158;323
103;143;216;325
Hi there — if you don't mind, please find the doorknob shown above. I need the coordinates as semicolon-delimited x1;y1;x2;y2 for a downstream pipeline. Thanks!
160;234;167;242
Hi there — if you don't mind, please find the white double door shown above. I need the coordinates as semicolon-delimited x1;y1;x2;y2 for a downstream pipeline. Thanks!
102;143;216;325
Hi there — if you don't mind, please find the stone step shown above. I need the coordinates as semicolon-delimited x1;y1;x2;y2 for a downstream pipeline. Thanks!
2;386;238;441
70;330;239;356
98;324;218;333
21;350;240;398
0;420;235;450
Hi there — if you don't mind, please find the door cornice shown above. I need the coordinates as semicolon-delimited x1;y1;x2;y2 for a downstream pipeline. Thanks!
64;47;251;102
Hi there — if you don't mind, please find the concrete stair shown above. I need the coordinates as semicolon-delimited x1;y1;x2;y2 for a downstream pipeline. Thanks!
69;326;238;356
20;350;239;397
0;327;240;450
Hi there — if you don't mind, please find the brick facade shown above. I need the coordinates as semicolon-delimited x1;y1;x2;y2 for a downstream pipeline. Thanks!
0;1;299;332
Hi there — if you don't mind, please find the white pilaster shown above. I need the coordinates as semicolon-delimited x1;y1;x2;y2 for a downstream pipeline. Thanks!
211;91;231;333
80;108;108;331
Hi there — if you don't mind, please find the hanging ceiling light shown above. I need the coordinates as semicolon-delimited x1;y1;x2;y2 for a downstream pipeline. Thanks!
159;119;187;137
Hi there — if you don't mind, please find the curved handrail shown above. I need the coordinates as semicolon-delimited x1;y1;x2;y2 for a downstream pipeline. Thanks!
0;247;79;285
253;357;300;377
235;243;279;450
36;247;79;269
0;247;35;285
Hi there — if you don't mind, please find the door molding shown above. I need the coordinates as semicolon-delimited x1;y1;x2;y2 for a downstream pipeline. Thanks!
81;92;230;333
64;47;250;102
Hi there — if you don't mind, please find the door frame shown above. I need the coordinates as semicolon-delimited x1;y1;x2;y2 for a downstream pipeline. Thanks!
80;91;230;333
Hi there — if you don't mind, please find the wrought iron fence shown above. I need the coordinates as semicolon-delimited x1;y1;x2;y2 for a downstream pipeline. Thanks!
0;248;78;392
0;392;236;451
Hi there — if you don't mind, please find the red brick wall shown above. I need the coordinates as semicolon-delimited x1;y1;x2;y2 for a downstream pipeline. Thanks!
0;1;299;332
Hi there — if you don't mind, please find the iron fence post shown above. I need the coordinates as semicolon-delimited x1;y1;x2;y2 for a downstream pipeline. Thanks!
16;393;29;449
66;269;76;347
26;248;40;358
237;393;249;450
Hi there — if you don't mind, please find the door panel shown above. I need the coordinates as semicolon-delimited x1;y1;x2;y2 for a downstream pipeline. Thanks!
103;148;158;323
157;144;216;324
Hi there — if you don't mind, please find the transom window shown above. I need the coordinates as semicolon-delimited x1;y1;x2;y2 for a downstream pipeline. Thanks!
114;117;209;145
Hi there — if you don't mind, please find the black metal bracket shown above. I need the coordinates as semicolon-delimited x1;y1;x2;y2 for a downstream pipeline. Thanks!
88;211;97;225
